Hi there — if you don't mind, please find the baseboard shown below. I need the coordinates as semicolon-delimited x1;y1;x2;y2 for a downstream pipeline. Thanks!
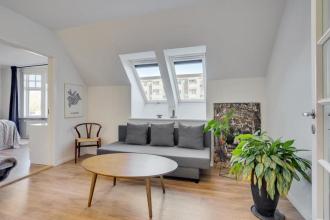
0;165;52;188
54;155;75;166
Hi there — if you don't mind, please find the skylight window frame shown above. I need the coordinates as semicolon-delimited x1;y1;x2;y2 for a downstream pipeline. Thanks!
168;53;207;103
130;59;168;104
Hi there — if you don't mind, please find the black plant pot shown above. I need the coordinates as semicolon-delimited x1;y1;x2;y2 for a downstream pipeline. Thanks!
251;181;280;217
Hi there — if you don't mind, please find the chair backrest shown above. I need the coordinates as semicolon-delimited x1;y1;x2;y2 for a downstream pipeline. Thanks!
74;123;102;138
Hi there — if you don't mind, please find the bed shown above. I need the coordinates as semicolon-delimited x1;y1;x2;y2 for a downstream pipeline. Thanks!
0;120;21;150
0;156;17;181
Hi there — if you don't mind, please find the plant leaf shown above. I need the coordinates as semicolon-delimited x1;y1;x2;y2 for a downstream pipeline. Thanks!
270;155;285;167
258;177;262;190
262;155;272;168
283;139;294;148
283;169;292;183
255;163;264;178
245;156;255;165
270;161;277;169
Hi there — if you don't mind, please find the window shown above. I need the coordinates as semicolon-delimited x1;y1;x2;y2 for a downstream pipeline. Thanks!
133;63;167;102
172;59;205;101
120;47;206;119
190;89;197;95
21;66;48;118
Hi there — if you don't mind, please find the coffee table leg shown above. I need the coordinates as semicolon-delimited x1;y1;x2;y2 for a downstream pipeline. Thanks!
160;176;165;194
145;178;152;218
88;173;98;207
113;177;117;186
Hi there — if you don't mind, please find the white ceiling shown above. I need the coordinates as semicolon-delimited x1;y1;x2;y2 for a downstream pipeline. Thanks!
0;41;47;66
0;0;207;30
57;0;286;85
0;0;286;85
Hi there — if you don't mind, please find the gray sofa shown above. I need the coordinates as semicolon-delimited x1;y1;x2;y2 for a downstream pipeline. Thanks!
97;125;212;181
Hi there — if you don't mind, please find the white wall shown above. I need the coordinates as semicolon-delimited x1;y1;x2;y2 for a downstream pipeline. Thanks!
265;0;312;219
87;77;266;145
207;77;267;129
87;86;130;149
0;68;1;118
0;66;11;119
0;5;87;165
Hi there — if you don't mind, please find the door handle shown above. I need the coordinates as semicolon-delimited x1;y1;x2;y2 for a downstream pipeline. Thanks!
311;124;316;134
302;110;316;119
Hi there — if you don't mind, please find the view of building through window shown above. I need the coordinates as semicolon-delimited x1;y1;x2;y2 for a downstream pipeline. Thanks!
28;90;42;116
174;59;204;101
22;66;48;118
24;74;42;116
134;64;167;101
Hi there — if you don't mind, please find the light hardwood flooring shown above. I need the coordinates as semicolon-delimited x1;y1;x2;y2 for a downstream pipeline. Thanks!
0;156;304;220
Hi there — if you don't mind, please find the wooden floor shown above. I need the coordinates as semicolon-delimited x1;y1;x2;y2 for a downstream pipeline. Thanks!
0;156;304;220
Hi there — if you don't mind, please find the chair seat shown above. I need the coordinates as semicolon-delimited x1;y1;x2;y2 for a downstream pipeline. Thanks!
76;137;100;143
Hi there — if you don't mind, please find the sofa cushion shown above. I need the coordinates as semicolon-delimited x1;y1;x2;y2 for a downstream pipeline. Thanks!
97;142;211;169
118;125;212;148
150;123;174;147
178;123;204;150
125;123;149;145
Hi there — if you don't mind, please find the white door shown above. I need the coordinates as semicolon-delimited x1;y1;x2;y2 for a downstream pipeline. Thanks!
312;1;330;219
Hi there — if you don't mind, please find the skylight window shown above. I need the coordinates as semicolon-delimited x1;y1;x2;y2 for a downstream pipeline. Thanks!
173;59;205;101
120;46;206;118
134;63;167;102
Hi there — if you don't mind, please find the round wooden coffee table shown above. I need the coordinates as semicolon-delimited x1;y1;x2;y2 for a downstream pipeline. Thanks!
81;153;178;218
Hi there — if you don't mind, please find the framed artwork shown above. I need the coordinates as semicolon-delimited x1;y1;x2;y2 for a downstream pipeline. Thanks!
213;102;261;165
64;83;83;118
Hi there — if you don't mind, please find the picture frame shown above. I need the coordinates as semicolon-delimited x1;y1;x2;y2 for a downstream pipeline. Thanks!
64;83;83;118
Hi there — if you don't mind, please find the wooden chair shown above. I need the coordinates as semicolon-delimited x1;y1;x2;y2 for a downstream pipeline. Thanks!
74;123;102;163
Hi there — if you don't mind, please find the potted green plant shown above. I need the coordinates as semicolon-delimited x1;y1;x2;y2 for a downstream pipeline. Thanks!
204;110;234;144
230;132;311;218
204;110;235;174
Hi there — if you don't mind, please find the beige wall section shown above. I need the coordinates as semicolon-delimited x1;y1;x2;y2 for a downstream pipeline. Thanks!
207;77;267;130
86;86;130;154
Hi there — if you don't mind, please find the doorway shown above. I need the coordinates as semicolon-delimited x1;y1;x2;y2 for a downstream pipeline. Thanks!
0;41;51;187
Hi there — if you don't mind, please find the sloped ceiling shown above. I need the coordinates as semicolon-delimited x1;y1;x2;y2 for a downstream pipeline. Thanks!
0;0;213;30
0;0;286;86
0;41;47;66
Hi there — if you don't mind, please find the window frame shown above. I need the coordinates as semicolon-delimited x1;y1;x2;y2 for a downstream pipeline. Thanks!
130;59;168;104
168;54;207;103
21;67;48;119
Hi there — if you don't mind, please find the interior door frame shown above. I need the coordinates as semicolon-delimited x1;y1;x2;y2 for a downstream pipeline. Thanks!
312;1;330;219
0;37;55;166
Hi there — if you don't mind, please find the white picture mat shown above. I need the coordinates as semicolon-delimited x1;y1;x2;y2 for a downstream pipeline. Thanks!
64;83;83;118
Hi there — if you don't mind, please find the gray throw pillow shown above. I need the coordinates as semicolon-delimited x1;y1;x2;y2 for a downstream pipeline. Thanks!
125;123;149;145
178;123;204;150
150;123;175;147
